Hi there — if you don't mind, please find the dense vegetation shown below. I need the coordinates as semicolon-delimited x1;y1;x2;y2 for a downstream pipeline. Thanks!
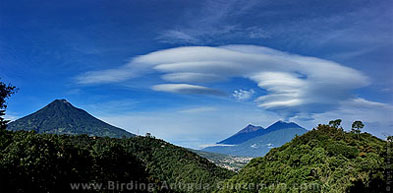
0;130;234;193
0;80;16;130
216;123;391;193
7;99;135;138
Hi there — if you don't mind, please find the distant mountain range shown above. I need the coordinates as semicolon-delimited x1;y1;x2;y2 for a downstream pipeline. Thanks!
217;124;265;144
203;121;307;157
7;99;135;138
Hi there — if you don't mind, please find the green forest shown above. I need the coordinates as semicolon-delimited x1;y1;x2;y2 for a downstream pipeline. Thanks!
1;119;391;193
216;123;392;193
0;130;234;193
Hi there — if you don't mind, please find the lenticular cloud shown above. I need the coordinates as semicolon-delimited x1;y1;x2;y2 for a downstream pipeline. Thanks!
77;45;369;117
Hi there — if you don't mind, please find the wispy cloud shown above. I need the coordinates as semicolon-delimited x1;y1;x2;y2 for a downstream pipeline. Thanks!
179;107;217;114
157;30;201;44
157;0;267;44
152;84;225;96
75;67;135;84
199;144;236;149
161;72;226;83
75;45;372;119
233;89;255;101
157;0;392;66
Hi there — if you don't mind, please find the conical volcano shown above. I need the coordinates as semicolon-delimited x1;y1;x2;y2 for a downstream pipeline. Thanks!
7;99;135;138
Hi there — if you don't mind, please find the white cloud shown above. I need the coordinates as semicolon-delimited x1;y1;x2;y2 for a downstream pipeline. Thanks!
200;144;236;149
179;107;217;114
75;68;133;84
152;84;225;96
161;72;226;83
76;45;372;118
75;59;155;85
233;89;255;101
75;67;135;85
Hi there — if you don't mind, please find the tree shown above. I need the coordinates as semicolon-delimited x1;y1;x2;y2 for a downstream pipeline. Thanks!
351;121;364;134
387;136;393;143
329;119;342;129
0;79;16;130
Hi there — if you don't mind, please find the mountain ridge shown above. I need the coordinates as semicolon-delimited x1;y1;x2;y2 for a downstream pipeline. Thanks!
7;99;135;138
204;121;307;157
217;120;304;145
204;127;307;157
236;124;264;134
218;124;264;144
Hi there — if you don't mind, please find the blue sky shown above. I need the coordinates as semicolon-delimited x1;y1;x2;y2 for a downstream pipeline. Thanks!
1;0;392;148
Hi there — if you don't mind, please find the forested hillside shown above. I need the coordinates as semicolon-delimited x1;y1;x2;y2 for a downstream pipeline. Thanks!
0;130;234;193
216;123;390;193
